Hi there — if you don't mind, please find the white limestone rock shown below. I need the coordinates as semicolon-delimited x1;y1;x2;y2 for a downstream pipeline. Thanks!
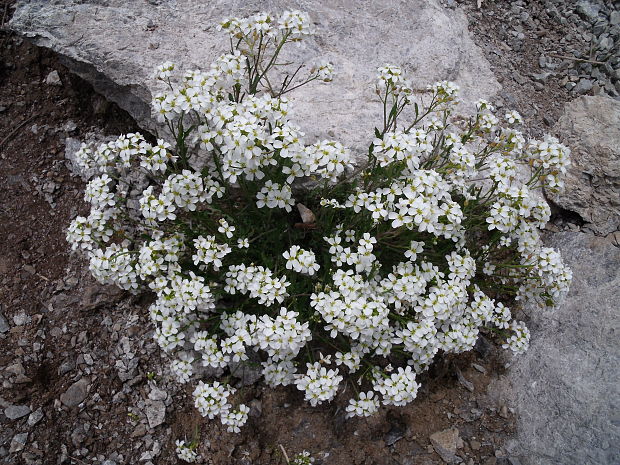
549;96;620;235
494;232;620;465
10;0;500;155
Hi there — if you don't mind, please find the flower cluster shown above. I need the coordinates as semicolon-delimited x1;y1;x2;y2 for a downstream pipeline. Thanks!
294;362;343;406
346;391;380;418
68;11;572;438
292;450;315;465
283;245;320;275
175;440;198;463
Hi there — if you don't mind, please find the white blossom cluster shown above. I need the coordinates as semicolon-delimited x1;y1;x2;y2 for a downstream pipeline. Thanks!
67;10;573;436
175;440;198;463
526;135;571;192
294;362;343;406
292;450;315;465
193;381;232;418
283;245;320;275
346;391;380;418
225;264;290;306
373;366;420;406
139;170;223;224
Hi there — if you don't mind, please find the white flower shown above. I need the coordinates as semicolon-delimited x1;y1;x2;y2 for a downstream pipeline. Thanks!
221;404;250;433
278;10;313;37
256;181;295;212
218;218;235;238
346;391;380;418
193;381;234;419
292;450;315;465
67;11;572;435
373;366;419;406
505;110;523;125
313;61;334;82
294;362;343;406
283;245;320;275
171;355;193;384
502;321;530;354
155;61;175;80
175;440;198;463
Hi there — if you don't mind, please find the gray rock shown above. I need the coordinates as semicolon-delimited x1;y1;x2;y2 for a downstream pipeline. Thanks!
514;72;528;85
58;359;75;376
384;414;406;446
430;428;460;463
115;357;139;382
0;311;9;333
573;78;593;94
12;311;30;326
71;424;87;447
248;399;262;418
145;400;166;428
492;232;620;465
229;359;263;387
62;120;77;133
593;21;608;36
9;0;500;155
538;55;547;68
45;70;62;86
456;369;474;392
139;440;162;461
4;362;24;377
611;11;620;26
4;405;31;420
27;408;44;426
147;385;167;402
576;1;600;22
80;284;123;311
60;378;89;407
547;96;620;235
531;72;551;83
9;433;28;453
472;363;487;374
130;423;147;438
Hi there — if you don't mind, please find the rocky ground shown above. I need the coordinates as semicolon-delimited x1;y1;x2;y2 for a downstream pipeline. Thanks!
458;0;620;122
0;0;618;464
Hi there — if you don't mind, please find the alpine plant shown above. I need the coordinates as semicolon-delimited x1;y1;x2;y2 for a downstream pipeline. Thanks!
67;11;572;434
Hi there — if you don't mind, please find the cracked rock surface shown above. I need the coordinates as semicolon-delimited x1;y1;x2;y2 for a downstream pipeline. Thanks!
548;96;620;236
492;231;620;465
9;0;500;155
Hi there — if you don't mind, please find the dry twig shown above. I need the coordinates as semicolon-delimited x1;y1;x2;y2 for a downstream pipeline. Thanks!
547;53;607;65
279;444;291;464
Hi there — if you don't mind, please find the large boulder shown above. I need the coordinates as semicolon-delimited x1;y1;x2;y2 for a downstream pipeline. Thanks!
495;232;620;465
549;96;620;235
9;0;500;154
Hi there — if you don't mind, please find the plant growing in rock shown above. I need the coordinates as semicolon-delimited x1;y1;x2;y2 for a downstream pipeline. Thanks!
67;11;572;436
